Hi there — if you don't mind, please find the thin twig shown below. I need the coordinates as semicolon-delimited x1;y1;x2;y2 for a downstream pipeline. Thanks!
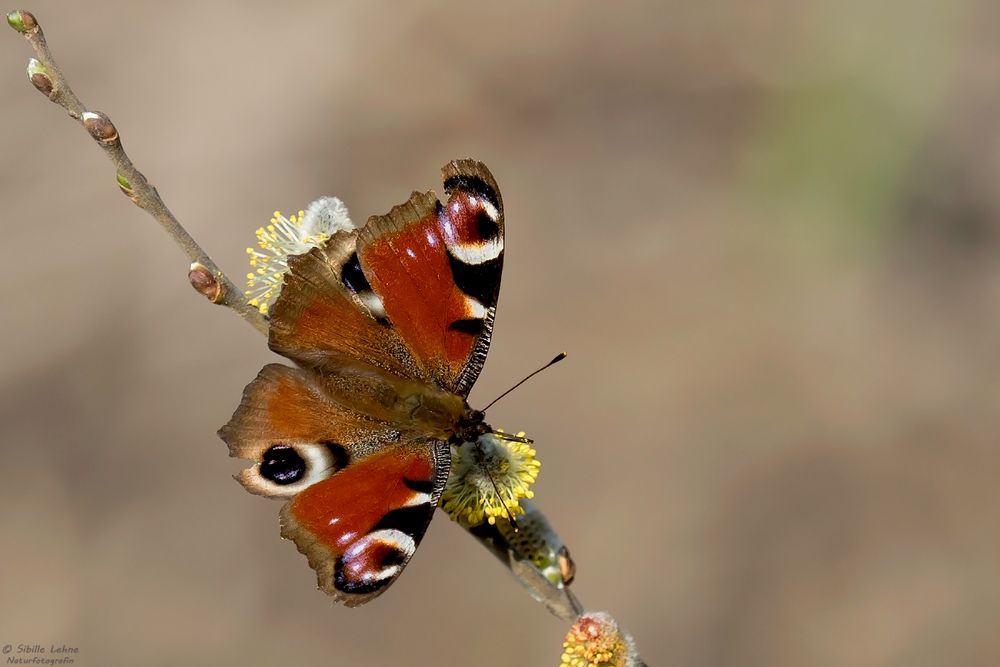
7;9;268;335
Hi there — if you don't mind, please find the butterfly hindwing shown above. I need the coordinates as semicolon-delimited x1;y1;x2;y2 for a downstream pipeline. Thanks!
280;442;449;606
357;159;504;395
218;363;396;497
218;364;450;604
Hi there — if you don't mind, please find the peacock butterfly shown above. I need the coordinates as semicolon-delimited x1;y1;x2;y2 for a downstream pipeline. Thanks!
219;160;508;606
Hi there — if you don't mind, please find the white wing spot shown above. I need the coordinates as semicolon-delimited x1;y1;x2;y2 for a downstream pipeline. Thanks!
448;238;503;265
402;493;432;508
359;291;387;320
480;198;499;222
465;296;488;319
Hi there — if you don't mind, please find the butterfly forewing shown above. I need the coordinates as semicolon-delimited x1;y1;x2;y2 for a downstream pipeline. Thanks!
268;231;426;381
357;160;504;395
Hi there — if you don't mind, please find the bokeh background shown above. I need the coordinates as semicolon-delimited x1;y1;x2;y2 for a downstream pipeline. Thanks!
2;2;999;665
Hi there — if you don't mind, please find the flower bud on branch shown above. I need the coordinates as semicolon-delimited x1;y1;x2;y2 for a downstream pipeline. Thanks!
189;263;224;304
25;57;51;96
82;110;118;144
561;612;644;667
6;10;37;34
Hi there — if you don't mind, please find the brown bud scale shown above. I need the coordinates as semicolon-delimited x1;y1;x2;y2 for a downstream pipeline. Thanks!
82;111;119;144
189;263;224;303
19;10;36;30
30;72;53;96
557;545;576;586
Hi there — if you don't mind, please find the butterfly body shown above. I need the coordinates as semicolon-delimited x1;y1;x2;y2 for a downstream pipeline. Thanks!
220;160;505;605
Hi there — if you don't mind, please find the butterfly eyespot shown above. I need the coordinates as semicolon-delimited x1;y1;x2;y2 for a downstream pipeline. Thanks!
237;441;345;499
260;445;306;485
441;194;503;266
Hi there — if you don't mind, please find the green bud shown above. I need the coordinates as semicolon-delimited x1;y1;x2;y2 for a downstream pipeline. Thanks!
7;10;37;34
116;171;133;191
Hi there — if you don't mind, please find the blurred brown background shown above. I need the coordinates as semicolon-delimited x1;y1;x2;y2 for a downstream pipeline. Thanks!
2;2;999;665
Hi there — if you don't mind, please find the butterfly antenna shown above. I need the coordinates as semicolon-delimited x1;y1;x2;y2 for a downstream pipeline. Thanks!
492;430;534;444
481;352;567;413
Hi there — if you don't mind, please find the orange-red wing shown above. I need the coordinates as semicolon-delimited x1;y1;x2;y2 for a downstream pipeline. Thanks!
279;441;449;606
268;231;425;381
356;160;504;395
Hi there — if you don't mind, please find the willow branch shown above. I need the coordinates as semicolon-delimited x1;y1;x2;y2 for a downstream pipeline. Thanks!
8;10;647;663
7;9;268;335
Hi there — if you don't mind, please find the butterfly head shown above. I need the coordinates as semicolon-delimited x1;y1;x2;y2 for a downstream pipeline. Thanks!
451;407;492;445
